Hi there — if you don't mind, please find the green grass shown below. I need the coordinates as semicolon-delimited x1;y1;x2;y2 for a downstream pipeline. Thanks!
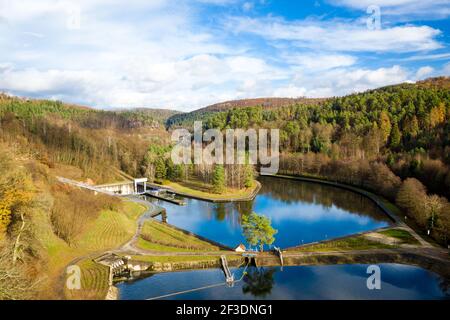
64;259;110;300
128;254;242;264
164;179;258;200
378;229;419;244
138;220;221;252
136;238;202;252
122;201;147;220
77;209;136;250
289;236;397;252
31;200;146;299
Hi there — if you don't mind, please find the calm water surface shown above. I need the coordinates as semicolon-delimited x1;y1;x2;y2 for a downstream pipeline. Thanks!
123;178;448;300
147;176;391;248
117;264;449;300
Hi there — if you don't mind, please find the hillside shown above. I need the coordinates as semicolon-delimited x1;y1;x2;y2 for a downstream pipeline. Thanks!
166;77;450;129
115;107;182;128
166;97;326;128
0;94;171;183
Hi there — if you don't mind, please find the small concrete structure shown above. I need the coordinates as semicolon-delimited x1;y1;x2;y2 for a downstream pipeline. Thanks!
95;178;148;195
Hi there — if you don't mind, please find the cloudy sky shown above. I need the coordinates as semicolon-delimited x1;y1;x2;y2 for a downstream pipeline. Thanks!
0;0;449;111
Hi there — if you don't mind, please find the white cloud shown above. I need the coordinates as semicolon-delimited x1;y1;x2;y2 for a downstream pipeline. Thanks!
328;0;450;20
285;65;410;98
415;66;434;79
402;52;450;62
272;85;307;98
226;16;442;52
443;62;450;75
284;54;357;70
242;2;254;11
0;1;447;110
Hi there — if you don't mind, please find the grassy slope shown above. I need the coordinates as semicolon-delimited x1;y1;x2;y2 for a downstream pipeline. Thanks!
287;228;418;253
137;220;221;252
164;179;258;201
33;200;146;299
378;229;420;245
128;254;242;264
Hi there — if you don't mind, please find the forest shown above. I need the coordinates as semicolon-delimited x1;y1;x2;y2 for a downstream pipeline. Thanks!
168;77;450;244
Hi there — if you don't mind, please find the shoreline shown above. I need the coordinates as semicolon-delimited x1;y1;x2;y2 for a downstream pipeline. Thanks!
65;175;449;300
150;180;262;203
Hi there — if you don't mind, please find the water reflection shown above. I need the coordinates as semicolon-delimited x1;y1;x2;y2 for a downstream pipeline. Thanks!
242;267;276;298
117;264;450;300
147;176;391;248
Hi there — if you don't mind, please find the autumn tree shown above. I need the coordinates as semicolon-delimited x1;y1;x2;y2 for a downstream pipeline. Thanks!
396;178;428;226
379;111;392;144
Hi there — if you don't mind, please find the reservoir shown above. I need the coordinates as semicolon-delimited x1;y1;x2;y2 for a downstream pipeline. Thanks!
120;177;448;300
147;176;391;249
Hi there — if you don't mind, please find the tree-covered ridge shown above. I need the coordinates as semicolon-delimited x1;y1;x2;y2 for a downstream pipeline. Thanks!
0;94;171;183
204;80;450;156
0;94;180;130
165;97;325;128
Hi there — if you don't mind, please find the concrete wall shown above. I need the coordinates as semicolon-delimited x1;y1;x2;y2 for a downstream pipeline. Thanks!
97;183;134;195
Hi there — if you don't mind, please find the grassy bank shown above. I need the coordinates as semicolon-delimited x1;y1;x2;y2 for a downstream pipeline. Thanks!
162;179;260;202
287;228;418;253
33;200;147;299
137;220;223;252
128;254;242;264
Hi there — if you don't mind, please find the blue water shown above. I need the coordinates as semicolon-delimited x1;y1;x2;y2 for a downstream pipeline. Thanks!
147;176;391;249
117;264;449;300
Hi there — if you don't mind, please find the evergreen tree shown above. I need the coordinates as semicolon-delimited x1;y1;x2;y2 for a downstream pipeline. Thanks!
244;164;255;188
154;158;167;181
390;122;402;149
212;165;225;194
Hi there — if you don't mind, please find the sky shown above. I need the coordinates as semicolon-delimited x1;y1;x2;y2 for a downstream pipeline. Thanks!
0;0;449;111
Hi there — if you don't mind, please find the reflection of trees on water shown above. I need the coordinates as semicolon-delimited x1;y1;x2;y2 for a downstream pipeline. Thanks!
242;267;276;298
234;200;254;216
439;278;450;296
212;200;254;224
214;203;227;221
258;176;389;222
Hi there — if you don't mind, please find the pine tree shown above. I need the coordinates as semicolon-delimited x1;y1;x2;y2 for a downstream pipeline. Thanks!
244;164;255;188
389;122;401;149
212;165;225;194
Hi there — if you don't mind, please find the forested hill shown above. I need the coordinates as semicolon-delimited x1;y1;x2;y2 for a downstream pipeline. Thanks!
167;77;450;130
166;77;450;196
200;77;450;155
115;108;181;128
0;94;172;183
166;97;326;128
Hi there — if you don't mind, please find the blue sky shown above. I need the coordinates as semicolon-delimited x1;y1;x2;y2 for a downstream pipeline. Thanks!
0;0;449;111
